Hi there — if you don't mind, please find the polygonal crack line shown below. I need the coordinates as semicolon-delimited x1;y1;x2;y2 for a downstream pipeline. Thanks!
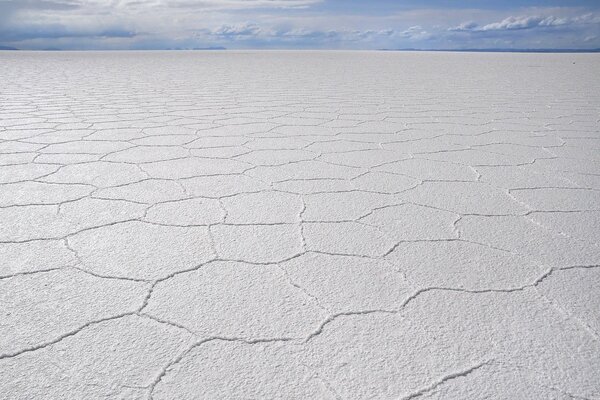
543;384;594;400
397;200;522;220
275;263;328;314
147;336;297;399
303;266;560;344
0;168;62;186
469;165;483;181
298;359;344;400
510;186;600;193
451;214;464;239
0;215;152;245
355;201;407;222
0;312;136;361
0;192;94;210
523;211;593;242
87;176;178;193
299;199;308;251
0;254;163;356
533;264;600;341
0;267;64;281
306;249;384;261
398;359;494;400
137;246;310;309
535;289;600;342
381;237;520;259
137;259;217;315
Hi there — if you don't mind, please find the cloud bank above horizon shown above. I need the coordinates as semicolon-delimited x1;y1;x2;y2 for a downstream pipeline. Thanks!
1;0;599;50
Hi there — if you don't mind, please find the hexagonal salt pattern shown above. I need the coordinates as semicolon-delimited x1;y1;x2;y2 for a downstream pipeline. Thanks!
1;51;599;399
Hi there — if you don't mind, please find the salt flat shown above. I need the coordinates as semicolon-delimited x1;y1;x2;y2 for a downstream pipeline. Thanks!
1;51;599;399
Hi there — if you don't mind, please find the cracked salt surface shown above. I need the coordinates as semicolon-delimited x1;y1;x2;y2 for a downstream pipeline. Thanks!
1;50;599;399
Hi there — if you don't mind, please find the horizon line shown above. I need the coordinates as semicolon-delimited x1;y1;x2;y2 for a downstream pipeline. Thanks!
2;47;600;53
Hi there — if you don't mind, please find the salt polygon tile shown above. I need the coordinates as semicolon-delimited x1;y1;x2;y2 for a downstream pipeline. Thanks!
245;137;309;150
375;158;478;181
33;153;101;164
360;203;458;241
211;224;303;263
247;160;364;183
144;198;225;225
94;179;187;203
303;191;395;222
305;140;377;153
0;163;59;184
303;289;600;399
103;145;189;163
281;253;411;313
0;198;145;241
422;149;533;166
387;241;545;290
190;146;250;158
303;221;395;257
144;261;326;338
83;128;146;141
141;157;249;179
409;358;580;399
181;174;269;198
319;149;406;168
0;315;194;399
273;179;355;194
401;181;528;215
236;149;315;166
458;215;600;267
68;221;214;280
0;181;92;207
383;137;468;153
197;123;277;136
351;171;420;193
510;187;600;211
530;210;600;245
185;136;248;148
41;161;147;187
477;164;578;189
536;267;600;336
0;141;43;153
41;140;132;154
143;126;198;136
152;341;334;400
0;269;148;356
222;191;303;224
0;152;37;165
131;134;197;146
0;240;78;277
476;143;555;159
532;157;600;175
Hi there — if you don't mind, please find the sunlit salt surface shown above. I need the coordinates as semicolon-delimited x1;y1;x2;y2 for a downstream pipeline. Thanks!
1;50;599;399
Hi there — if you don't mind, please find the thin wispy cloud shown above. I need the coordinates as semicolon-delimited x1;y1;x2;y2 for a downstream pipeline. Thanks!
1;0;599;49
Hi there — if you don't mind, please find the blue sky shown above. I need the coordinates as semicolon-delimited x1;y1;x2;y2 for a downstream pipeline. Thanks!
1;0;599;50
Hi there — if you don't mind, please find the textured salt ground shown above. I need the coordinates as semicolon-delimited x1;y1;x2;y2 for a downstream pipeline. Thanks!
1;51;599;399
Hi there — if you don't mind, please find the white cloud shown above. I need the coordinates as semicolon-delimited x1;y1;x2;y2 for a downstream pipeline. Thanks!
212;23;263;37
448;21;478;32
450;13;599;32
480;15;566;31
399;25;431;40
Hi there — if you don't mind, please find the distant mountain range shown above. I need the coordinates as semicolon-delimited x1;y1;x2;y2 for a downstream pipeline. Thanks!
379;48;600;53
0;46;228;51
2;45;599;52
192;47;226;50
